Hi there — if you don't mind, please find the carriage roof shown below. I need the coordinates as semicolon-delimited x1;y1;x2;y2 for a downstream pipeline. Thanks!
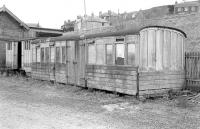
32;25;186;43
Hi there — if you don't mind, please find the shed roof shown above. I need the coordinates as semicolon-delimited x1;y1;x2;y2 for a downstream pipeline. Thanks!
0;5;29;30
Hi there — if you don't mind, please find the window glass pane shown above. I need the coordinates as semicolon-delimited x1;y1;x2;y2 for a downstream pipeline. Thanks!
106;45;113;65
96;44;104;64
56;47;60;63
62;46;66;63
128;44;136;65
41;48;45;63
115;44;124;65
45;47;49;63
88;44;96;64
184;7;188;11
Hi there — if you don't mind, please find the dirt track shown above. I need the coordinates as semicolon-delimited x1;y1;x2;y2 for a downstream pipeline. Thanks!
0;76;200;129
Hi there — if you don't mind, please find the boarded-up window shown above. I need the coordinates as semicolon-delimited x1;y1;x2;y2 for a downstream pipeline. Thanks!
115;44;124;65
45;47;49;63
127;44;136;65
41;48;45;63
106;45;113;65
56;47;61;63
96;44;104;64
62;46;66;64
88;44;96;64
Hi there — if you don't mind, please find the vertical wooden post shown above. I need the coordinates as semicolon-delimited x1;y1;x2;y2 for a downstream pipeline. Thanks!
84;38;88;88
136;66;139;98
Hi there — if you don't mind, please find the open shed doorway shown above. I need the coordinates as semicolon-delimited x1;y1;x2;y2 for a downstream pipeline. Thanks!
17;41;22;69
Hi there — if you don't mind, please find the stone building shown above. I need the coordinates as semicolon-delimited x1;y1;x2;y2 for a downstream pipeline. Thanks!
174;0;200;14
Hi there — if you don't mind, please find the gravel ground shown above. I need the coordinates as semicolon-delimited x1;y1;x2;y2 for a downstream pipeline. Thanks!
0;75;200;129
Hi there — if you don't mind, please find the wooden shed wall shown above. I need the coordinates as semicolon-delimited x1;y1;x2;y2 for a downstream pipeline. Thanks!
0;41;6;68
6;42;19;69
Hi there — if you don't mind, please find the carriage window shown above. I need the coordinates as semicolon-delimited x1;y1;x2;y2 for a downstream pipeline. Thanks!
127;44;136;65
191;6;197;12
177;7;182;12
88;44;96;64
96;44;104;64
36;47;40;63
115;44;125;65
184;7;189;12
106;45;113;65
41;48;45;63
45;47;49;63
62;46;66;64
56;47;61;63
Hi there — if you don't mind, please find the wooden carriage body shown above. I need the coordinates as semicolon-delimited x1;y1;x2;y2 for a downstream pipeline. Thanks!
24;26;186;95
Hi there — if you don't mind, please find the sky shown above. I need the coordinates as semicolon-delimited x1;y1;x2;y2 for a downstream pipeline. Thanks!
0;0;193;29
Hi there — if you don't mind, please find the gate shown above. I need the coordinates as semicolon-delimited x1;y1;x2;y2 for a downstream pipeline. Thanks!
185;52;200;90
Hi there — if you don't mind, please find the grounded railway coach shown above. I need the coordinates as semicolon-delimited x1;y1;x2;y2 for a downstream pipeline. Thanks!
21;26;186;95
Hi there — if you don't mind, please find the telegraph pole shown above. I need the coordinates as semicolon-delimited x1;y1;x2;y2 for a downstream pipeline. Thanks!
84;0;87;17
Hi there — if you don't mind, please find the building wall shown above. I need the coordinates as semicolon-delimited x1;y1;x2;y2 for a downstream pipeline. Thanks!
0;41;6;68
0;12;29;39
0;12;29;68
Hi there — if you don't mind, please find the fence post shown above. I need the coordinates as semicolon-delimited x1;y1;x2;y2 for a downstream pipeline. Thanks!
184;52;187;90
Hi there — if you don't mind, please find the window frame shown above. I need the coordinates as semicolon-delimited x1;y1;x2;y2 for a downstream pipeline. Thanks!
45;47;50;63
105;44;113;65
127;43;136;66
40;47;45;63
61;46;66;64
87;43;96;64
115;42;125;65
56;47;61;63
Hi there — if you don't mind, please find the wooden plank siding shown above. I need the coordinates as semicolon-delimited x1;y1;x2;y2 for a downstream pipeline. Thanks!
139;71;185;95
86;65;138;95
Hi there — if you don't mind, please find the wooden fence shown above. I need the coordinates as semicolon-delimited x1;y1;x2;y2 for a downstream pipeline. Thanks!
185;52;200;90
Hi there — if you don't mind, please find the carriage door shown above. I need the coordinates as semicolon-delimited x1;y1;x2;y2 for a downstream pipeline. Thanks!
66;41;78;85
49;46;55;81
